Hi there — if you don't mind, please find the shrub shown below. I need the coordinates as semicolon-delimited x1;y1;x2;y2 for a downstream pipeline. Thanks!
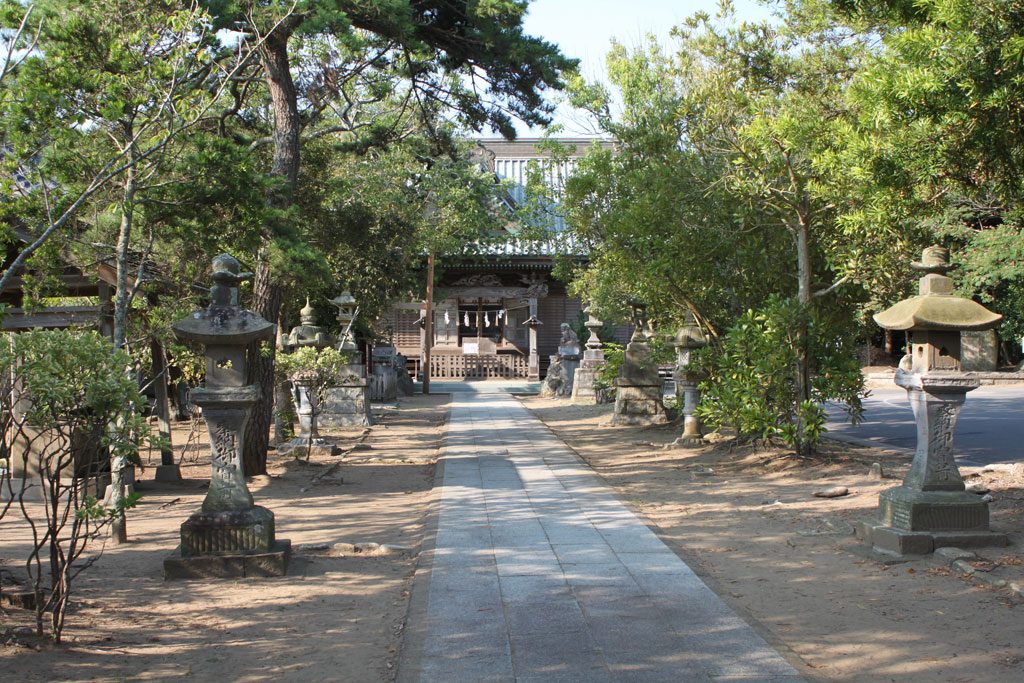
695;296;865;453
593;342;625;393
0;329;147;642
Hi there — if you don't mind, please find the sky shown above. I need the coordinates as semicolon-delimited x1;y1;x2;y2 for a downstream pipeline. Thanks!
507;0;775;136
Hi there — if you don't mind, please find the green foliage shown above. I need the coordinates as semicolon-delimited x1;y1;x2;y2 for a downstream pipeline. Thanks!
275;345;350;387
696;296;865;452
559;6;895;345
0;329;149;642
2;329;149;465
593;342;624;393
816;0;1024;336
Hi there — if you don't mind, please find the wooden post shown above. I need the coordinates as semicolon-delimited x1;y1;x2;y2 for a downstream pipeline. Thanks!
424;252;434;395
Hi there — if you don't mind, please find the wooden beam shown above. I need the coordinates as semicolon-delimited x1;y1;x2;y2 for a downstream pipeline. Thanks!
0;306;104;330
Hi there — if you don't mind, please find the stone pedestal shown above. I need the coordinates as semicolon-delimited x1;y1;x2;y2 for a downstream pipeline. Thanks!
859;371;1007;555
369;366;398;402
612;383;667;425
164;386;291;579
540;355;573;397
612;337;667;426
320;365;371;428
395;353;415;396
671;376;703;447
571;358;606;404
278;380;339;458
573;310;608;404
370;347;400;401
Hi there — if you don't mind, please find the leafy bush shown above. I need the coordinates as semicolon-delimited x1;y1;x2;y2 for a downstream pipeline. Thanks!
275;345;350;386
695;296;865;453
593;342;625;393
0;329;147;642
274;346;350;444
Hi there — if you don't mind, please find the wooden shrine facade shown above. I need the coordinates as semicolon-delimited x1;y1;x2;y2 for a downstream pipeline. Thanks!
386;261;584;381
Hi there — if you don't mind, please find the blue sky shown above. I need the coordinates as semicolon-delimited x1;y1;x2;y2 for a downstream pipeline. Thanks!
508;0;775;135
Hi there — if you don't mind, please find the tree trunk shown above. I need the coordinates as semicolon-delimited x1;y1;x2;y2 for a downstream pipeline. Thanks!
150;337;174;466
242;28;301;476
793;214;812;456
243;260;282;476
108;144;137;544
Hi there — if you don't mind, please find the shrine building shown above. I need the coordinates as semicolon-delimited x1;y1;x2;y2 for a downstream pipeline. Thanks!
385;137;625;381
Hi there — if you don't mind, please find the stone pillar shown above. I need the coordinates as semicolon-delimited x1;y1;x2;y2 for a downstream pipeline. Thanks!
164;254;290;579
860;246;1007;555
369;346;399;401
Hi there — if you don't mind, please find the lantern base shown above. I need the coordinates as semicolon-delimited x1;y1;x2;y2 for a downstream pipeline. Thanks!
277;437;341;459
857;522;1007;557
165;506;291;579
858;485;1008;555
164;540;291;579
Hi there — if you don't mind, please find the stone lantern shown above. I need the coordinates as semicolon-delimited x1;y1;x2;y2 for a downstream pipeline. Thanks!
321;290;371;428
671;311;707;447
612;301;668;426
164;254;290;578
860;246;1007;555
330;291;359;353
278;297;339;458
572;305;609;404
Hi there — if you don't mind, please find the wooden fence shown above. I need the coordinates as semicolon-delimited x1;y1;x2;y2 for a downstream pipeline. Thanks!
429;353;529;380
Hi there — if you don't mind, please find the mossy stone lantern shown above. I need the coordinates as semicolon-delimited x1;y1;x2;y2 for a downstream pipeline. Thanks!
671;311;707;446
861;246;1007;555
164;254;291;578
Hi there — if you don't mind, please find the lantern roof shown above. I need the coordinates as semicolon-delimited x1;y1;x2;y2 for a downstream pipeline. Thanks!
873;247;1002;332
173;254;274;346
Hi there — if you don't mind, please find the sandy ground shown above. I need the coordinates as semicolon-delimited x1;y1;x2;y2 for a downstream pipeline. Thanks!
523;396;1024;683
0;393;447;683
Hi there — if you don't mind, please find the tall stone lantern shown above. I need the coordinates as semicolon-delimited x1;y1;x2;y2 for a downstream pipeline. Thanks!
320;290;371;428
331;291;359;354
572;305;608;404
278;297;339;458
164;254;291;578
671;311;707;447
861;246;1007;555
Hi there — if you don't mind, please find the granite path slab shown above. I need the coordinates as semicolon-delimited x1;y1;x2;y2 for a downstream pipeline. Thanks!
399;385;802;682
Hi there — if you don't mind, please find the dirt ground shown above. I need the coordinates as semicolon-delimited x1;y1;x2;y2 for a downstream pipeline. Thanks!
0;393;448;683
523;396;1024;683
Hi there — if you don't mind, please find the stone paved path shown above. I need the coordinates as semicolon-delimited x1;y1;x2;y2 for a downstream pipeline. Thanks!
403;385;802;682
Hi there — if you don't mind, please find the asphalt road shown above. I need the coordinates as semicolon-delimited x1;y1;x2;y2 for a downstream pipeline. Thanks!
826;386;1024;467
